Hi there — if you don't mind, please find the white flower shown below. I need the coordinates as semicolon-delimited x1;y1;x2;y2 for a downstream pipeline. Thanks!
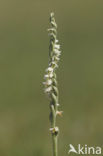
54;44;60;49
56;111;63;116
55;39;58;43
45;86;52;93
46;67;53;72
55;127;59;132
51;61;58;68
55;56;60;61
44;72;53;79
49;72;53;78
49;127;59;133
56;103;60;106
54;49;61;55
49;128;54;131
46;79;52;85
43;79;52;86
44;74;49;78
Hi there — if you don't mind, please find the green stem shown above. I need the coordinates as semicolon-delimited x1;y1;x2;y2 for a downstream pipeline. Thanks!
52;134;58;156
51;105;58;156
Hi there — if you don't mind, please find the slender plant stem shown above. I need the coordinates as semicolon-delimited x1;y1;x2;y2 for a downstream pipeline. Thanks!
51;104;58;156
43;12;62;156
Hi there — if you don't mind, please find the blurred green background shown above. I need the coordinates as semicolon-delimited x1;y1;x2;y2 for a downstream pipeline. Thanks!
0;0;103;155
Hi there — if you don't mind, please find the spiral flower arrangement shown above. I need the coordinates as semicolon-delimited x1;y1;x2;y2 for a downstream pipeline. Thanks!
43;12;62;156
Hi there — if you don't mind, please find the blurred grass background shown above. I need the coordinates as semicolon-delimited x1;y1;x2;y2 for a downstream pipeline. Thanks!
0;0;103;155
